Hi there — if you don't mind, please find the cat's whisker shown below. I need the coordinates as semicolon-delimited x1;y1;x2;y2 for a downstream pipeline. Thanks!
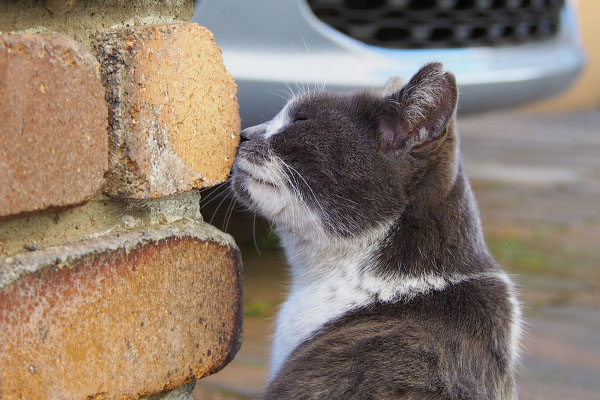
280;160;332;234
199;185;225;204
312;80;325;97
292;37;313;100
284;81;297;100
277;158;304;199
199;183;231;209
200;188;231;213
299;32;312;61
227;197;242;232
252;212;262;255
278;166;301;237
268;220;275;236
277;158;310;235
223;195;236;233
292;80;301;96
268;89;293;103
209;187;232;225
293;79;310;100
278;161;301;202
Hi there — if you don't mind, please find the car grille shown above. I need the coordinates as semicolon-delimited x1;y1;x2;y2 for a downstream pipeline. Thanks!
307;0;564;48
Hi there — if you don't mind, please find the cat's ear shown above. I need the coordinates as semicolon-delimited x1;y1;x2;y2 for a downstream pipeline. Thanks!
381;76;405;97
381;62;458;152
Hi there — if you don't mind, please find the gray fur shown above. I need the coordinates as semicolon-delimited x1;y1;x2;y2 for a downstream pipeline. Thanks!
232;63;521;399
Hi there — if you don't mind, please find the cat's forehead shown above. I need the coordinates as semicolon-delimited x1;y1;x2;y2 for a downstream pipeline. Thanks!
288;90;381;116
285;91;340;115
260;90;382;140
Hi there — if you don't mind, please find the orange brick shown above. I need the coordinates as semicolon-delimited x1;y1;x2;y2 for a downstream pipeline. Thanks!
0;33;108;218
0;222;242;400
93;23;241;199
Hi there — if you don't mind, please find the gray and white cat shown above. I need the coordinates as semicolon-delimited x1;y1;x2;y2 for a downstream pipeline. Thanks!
231;63;522;399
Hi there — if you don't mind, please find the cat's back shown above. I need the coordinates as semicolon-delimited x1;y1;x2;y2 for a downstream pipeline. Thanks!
263;274;518;400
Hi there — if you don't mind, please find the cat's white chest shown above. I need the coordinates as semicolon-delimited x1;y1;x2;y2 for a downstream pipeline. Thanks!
269;267;374;379
268;225;393;380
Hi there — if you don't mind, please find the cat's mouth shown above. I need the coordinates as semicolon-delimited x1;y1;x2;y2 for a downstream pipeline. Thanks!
236;165;279;190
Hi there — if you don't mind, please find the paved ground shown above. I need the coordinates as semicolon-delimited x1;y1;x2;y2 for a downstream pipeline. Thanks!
193;109;600;399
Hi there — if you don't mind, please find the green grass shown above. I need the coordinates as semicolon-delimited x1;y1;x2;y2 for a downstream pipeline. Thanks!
488;237;552;275
485;226;599;281
244;299;274;318
256;230;279;250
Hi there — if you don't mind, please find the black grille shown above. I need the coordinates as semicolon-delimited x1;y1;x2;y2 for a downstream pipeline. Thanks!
307;0;564;48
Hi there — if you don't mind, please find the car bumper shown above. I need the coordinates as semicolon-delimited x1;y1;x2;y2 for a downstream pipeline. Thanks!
194;0;585;126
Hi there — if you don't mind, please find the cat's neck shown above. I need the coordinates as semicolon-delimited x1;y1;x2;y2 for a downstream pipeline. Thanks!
270;225;383;379
278;160;493;291
373;162;494;281
277;219;389;288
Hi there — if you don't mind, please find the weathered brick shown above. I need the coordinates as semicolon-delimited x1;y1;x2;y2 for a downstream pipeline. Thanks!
0;33;108;218
0;222;242;400
0;1;194;49
93;23;241;199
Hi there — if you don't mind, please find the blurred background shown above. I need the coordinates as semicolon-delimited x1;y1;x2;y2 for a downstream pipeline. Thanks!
193;1;599;398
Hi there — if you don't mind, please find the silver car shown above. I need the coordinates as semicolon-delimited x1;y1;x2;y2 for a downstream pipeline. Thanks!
193;0;584;127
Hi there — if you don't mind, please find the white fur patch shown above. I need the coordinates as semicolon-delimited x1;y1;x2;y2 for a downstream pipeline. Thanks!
270;224;387;379
494;272;523;370
235;157;288;215
263;103;291;139
270;267;374;378
358;272;447;303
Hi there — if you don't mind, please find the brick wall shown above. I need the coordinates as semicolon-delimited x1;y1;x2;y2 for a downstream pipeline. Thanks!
0;1;242;399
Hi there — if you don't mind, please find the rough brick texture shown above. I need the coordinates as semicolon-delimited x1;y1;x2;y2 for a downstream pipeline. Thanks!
0;222;242;400
0;33;108;218
0;1;194;49
93;23;241;199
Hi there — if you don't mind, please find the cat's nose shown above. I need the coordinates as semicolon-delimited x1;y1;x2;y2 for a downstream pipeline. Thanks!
240;128;252;143
240;125;266;143
240;126;261;143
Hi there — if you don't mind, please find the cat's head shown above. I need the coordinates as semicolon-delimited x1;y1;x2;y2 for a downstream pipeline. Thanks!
231;63;458;239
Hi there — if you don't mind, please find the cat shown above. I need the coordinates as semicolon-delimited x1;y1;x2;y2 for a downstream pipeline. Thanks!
231;62;522;399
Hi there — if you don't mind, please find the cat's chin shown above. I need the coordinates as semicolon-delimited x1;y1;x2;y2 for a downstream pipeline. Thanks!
245;173;279;191
235;179;287;221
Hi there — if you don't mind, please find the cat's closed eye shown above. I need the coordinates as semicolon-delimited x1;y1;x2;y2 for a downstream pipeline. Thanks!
292;115;308;123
